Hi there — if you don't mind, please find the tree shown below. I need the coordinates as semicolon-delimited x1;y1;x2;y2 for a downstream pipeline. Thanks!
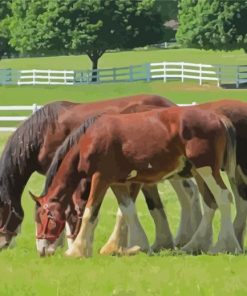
10;0;165;78
155;0;178;41
176;0;247;52
0;0;13;59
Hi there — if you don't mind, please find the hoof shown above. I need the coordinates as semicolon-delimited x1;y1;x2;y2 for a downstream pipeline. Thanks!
99;242;120;255
65;248;84;258
208;243;242;255
118;245;142;256
181;242;210;255
174;235;191;248
151;241;174;252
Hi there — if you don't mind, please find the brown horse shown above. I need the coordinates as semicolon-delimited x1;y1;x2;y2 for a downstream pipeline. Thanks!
0;94;200;250
33;103;200;256
181;99;247;252
105;99;247;254
33;105;241;257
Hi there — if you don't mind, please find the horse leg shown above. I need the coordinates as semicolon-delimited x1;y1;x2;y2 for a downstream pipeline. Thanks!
196;166;241;254
65;173;108;258
231;165;247;249
65;179;90;249
169;179;201;247
115;185;150;254
181;174;215;254
100;183;141;255
142;184;174;251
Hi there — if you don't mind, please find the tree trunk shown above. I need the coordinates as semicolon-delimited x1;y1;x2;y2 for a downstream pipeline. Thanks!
91;57;98;82
87;49;105;83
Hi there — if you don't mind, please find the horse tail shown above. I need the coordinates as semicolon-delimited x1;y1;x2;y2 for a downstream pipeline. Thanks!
42;113;103;195
220;116;236;180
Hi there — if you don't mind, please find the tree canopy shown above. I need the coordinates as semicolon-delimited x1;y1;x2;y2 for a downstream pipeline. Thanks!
9;0;166;73
176;0;247;52
0;0;13;59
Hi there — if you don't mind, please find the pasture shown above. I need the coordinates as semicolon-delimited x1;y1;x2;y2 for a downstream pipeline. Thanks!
1;49;247;295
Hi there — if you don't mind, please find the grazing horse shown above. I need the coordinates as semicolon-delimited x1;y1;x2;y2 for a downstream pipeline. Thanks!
0;94;201;249
106;99;247;254
186;99;247;251
33;105;241;257
33;103;200;256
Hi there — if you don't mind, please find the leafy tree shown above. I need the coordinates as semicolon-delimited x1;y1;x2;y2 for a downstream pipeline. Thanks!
155;0;178;41
0;0;13;59
10;0;165;77
177;0;247;52
155;0;178;22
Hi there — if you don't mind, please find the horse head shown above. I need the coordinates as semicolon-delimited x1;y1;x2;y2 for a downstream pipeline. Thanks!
30;191;66;256
0;198;23;249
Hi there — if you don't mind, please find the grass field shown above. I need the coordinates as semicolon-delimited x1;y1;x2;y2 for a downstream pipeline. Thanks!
1;48;247;70
1;49;247;295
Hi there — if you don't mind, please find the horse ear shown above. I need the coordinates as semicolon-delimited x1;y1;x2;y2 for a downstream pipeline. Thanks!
29;191;41;204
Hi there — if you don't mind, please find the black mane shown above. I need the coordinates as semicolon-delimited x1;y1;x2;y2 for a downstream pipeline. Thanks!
42;113;102;195
0;101;68;203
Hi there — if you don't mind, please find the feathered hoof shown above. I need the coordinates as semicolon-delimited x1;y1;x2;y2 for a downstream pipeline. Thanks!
151;241;174;253
99;241;121;255
208;242;242;255
64;247;85;258
118;245;142;256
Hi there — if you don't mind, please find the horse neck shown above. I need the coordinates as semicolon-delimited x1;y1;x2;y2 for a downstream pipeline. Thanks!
0;144;39;210
44;146;84;209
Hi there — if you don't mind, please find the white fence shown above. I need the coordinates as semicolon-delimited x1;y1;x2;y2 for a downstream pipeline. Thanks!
15;65;149;85
2;62;247;87
15;63;219;86
236;65;247;88
18;70;75;85
0;104;41;132
150;62;220;86
0;103;195;132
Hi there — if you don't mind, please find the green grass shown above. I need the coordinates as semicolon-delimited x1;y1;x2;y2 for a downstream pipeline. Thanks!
1;81;247;105
1;49;247;295
1;156;247;296
1;48;247;70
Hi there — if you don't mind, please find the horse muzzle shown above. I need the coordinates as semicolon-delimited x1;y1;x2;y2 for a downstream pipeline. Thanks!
0;233;11;249
36;238;58;257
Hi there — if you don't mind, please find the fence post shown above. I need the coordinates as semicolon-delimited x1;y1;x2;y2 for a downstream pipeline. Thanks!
163;62;167;82
113;68;116;82
97;69;100;83
146;63;151;82
181;62;184;83
236;65;239;88
199;64;202;85
129;65;133;82
32;103;38;114
217;65;221;87
64;70;66;85
48;70;51;85
33;69;36;85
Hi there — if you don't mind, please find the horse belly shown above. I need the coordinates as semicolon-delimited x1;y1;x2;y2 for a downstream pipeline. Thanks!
126;155;186;184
